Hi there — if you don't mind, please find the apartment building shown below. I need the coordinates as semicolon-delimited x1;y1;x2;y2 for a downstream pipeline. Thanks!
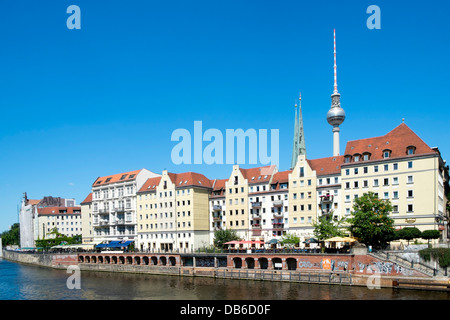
80;193;93;244
340;123;448;237
91;168;160;243
37;206;82;239
309;156;344;221
288;155;318;239
136;170;212;251
209;179;227;235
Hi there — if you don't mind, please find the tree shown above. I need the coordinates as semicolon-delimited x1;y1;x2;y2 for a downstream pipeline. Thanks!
280;233;300;248
397;227;422;245
421;229;441;246
213;229;241;249
312;214;346;241
0;223;20;246
346;192;395;249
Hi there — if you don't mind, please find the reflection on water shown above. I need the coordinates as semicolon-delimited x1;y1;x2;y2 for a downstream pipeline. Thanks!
0;259;448;300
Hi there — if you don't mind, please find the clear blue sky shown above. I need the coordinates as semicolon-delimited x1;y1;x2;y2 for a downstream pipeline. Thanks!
0;0;449;233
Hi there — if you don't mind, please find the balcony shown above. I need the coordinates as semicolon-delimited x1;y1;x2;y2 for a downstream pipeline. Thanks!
212;214;222;221
252;213;261;219
320;194;334;203
213;205;222;211
252;223;261;229
99;209;109;214
114;207;125;213
272;200;283;207
251;202;262;208
273;211;284;218
272;222;284;229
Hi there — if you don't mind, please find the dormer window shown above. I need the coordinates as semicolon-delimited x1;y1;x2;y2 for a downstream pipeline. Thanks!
344;155;352;163
363;152;371;161
353;154;361;162
406;146;416;155
383;149;391;159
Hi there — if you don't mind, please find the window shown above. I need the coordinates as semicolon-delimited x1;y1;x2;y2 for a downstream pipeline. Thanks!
383;150;391;159
384;192;389;199
407;204;414;212
393;191;398;199
374;166;379;173
354;155;360;162
383;178;389;186
407;146;416;155
407;176;414;184
363;180;368;188
345;182;350;189
363;167;368;174
354;168;359;175
300;167;304;177
384;164;389;171
407;190;414;198
373;179;379;187
393;205;399;213
363;153;371;161
393;177;399;185
354;181;359;188
408;161;413;169
393;163;398;170
346;169;350;176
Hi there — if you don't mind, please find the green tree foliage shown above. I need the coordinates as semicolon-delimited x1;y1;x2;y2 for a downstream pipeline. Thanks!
396;227;422;245
312;214;346;241
280;233;300;247
419;248;450;268
213;229;241;249
0;223;20;246
35;234;82;249
421;229;441;246
346;192;395;249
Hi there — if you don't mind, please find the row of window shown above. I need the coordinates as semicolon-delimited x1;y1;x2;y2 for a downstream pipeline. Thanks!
344;161;414;176
139;221;192;230
93;185;134;199
344;175;414;189
344;146;416;163
345;190;414;202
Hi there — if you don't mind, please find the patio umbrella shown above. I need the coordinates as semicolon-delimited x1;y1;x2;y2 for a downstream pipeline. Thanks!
324;236;348;242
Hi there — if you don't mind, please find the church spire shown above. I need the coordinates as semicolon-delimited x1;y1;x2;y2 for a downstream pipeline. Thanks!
291;93;306;170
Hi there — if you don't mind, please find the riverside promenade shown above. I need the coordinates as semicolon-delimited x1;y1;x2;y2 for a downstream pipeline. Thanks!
3;249;449;291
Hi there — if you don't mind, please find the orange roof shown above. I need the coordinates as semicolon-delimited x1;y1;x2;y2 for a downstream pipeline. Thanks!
138;171;213;193
168;171;213;188
211;178;227;191
271;170;291;184
308;156;344;176
239;165;276;184
27;199;41;206
38;206;81;216
138;176;162;193
92;169;142;187
80;193;92;204
343;123;436;162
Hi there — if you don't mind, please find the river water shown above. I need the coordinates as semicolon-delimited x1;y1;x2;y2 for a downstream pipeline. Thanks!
0;258;448;301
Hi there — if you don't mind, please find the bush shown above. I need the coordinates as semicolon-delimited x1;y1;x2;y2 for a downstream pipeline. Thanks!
419;248;450;268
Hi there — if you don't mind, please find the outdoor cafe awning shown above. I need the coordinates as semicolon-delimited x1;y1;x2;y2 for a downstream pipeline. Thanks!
324;236;357;242
96;240;135;249
224;240;264;246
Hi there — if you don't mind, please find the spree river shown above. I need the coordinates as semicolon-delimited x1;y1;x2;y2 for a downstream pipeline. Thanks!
0;258;448;300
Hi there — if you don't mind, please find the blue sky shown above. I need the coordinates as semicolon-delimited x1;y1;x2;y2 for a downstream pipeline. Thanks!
0;0;449;232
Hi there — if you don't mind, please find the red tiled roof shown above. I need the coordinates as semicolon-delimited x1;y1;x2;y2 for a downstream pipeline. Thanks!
80;193;92;204
37;206;81;216
343;123;436;162
308;156;344;176
138;171;213;193
271;170;291;184
92;169;142;187
211;179;227;191
239;165;276;184
138;176;162;193
27;199;41;206
168;171;213;188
